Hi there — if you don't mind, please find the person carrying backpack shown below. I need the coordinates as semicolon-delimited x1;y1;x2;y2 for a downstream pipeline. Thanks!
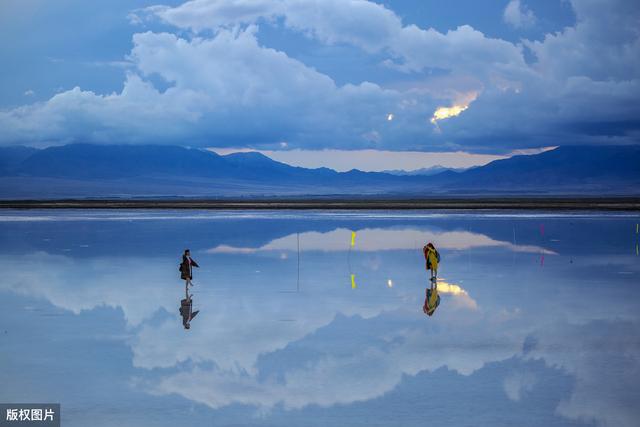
423;242;440;282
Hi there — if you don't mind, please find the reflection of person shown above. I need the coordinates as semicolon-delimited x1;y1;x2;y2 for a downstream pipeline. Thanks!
179;295;199;329
423;281;440;317
423;242;440;281
180;249;199;287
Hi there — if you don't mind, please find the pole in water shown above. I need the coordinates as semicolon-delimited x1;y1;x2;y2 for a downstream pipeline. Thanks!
512;224;517;266
297;232;300;292
348;230;355;288
539;223;545;267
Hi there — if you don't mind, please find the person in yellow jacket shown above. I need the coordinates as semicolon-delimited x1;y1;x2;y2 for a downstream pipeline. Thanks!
423;242;440;282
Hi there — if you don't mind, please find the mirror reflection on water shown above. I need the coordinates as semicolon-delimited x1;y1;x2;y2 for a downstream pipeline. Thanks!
1;210;639;427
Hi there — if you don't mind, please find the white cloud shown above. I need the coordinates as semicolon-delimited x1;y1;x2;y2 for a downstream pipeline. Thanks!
145;309;521;411
144;0;281;33
0;252;177;327
206;227;557;254
525;0;640;82
145;0;403;52
0;27;397;147
1;0;638;153
0;74;209;144
146;0;527;76
503;371;537;401
525;320;640;427
135;0;640;150
503;0;536;29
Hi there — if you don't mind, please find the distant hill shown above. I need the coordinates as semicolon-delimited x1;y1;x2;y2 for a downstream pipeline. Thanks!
0;144;412;198
0;144;638;198
383;166;470;176
0;146;38;175
10;143;386;182
15;144;235;179
428;145;640;193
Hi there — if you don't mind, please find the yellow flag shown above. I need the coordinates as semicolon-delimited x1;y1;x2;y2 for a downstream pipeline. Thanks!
351;274;356;289
351;231;356;246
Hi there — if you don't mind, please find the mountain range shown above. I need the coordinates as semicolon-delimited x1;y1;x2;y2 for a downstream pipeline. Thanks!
0;144;638;198
382;166;471;176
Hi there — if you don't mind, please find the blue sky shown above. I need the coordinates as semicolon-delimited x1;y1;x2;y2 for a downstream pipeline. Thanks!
0;0;638;169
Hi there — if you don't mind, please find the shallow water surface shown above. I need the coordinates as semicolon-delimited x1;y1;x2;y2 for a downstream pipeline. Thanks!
1;210;639;426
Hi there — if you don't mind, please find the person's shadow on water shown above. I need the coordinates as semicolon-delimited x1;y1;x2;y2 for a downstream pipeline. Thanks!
180;290;200;330
423;280;440;317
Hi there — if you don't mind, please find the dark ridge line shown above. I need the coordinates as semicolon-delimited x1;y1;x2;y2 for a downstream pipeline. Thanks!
1;198;639;210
